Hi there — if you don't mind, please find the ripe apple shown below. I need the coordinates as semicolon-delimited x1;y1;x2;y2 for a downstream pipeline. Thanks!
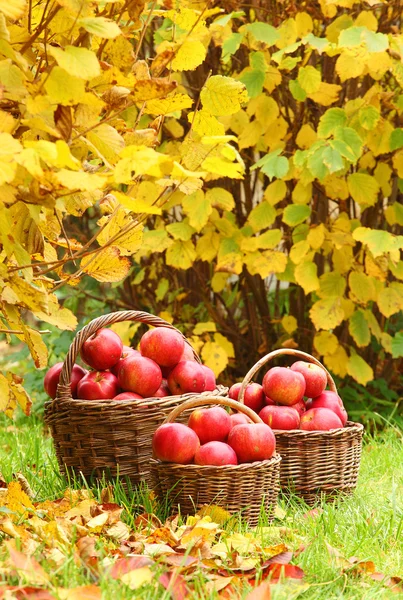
167;361;206;395
290;361;327;398
229;382;265;413
160;343;196;378
262;367;306;406
44;362;87;399
309;391;348;426
229;413;252;428
188;406;231;444
113;391;143;400
80;328;123;371
292;399;307;415
118;354;162;397
259;405;300;430
300;407;343;431
140;327;184;368
264;395;276;406
111;346;139;376
194;442;238;466
202;365;216;391
153;380;171;398
77;371;119;400
228;423;276;464
152;423;200;464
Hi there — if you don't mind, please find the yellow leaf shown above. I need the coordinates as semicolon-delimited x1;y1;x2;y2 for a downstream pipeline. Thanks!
347;173;380;206
290;240;310;264
113;190;161;216
314;331;339;356
238;120;262;150
324;344;348;378
214;332;235;359
114;146;171;183
166;239;196;270
97;209;143;255
200;75;249;116
296;124;317;149
310;297;345;330
335;48;367;82
87;124;125;162
57;585;102;600
346;353;374;385
188;109;225;137
132;78;177;102
377;287;402;318
281;315;297;334
121;567;154;590
0;0;26;20
324;175;349;200
22;325;48;369
172;39;206;71
307;224;326;250
392;149;403;178
295;260;320;294
49;46;100;80
196;229;220;262
308;82;341;106
201;341;228;376
244;250;287;278
264;180;287;205
202;156;244;179
194;321;216;335
298;66;321;94
55;170;106;192
33;296;77;331
81;246;131;282
349;271;376;304
296;11;313;37
205;187;234;211
78;17;121;38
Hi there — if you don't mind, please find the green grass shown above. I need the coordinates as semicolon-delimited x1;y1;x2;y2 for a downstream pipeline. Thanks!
1;414;403;599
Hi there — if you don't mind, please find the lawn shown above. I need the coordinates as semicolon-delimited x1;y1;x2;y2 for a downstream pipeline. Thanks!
1;415;403;599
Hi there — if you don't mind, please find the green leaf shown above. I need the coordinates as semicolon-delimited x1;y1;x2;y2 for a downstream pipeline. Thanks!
349;271;376;304
319;272;346;298
166;239;197;269
166;221;195;241
377;287;402;318
246;22;280;46
338;26;365;48
358;106;380;131
247;202;276;232
200;75;249;116
307;143;328;180
298;65;321;94
338;27;388;53
255;229;282;249
289;79;307;101
363;30;389;53
390;128;403;151
304;33;330;52
251;149;289;180
322;145;344;173
333;127;363;160
349;310;371;347
222;32;244;62
250;51;266;71
283;204;311;227
346;353;374;385
182;190;212;232
353;227;403;257
317;108;347;138
391;332;403;358
348;173;380;206
239;68;265;99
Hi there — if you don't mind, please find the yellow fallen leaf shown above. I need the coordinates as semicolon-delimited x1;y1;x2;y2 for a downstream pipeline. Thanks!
58;585;102;599
86;511;109;531
121;566;154;589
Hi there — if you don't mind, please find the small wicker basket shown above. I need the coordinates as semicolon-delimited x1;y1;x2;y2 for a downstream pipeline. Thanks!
44;310;227;488
151;396;281;527
238;349;364;505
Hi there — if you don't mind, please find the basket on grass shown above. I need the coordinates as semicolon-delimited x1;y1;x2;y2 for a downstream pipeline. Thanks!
44;310;227;488
238;349;364;505
151;396;282;527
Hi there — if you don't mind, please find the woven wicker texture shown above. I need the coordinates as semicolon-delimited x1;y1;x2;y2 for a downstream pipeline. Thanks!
238;349;364;505
44;310;227;487
151;396;281;527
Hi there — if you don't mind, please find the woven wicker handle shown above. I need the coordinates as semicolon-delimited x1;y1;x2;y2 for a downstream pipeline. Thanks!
238;349;337;403
162;396;264;425
57;310;199;393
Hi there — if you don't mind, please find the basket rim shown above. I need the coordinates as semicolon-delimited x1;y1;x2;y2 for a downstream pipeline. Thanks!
45;385;228;412
272;420;364;437
150;452;282;471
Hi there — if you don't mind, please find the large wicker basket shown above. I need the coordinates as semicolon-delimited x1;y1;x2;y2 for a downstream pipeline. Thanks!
151;396;281;527
44;310;227;488
238;349;364;505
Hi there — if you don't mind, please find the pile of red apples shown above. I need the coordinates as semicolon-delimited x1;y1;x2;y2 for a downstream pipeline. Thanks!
44;327;216;401
153;406;276;466
229;361;347;431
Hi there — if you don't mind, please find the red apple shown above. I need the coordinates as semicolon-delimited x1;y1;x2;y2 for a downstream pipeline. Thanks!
300;407;343;431
290;361;327;398
188;406;231;444
202;365;216;391
118;354;162;397
80;328;123;371
228;423;276;464
160;344;196;378
111;346;139;376
113;391;143;400
264;395;276;406
194;442;238;466
152;423;200;464
140;327;184;368
292;399;307;415
262;367;306;406
229;383;265;413
229;413;252;428
259;405;300;430
153;380;171;398
309;391;348;426
77;371;119;400
167;361;206;395
44;362;87;399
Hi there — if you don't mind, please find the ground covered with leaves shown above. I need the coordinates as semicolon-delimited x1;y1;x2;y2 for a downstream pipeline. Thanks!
0;419;403;599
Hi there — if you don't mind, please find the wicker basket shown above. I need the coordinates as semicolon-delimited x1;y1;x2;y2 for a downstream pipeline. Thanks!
44;310;227;488
151;396;282;527
238;349;364;505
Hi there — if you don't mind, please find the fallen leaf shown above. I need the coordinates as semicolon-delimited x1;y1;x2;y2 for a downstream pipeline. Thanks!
135;513;162;529
204;574;234;594
106;521;131;541
303;508;323;520
6;541;50;585
158;553;199;569
159;569;190;599
274;505;287;520
57;585;102;599
121;566;154;589
0;587;56;599
109;555;154;579
197;505;233;525
262;564;305;583
100;486;114;504
245;581;271;600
